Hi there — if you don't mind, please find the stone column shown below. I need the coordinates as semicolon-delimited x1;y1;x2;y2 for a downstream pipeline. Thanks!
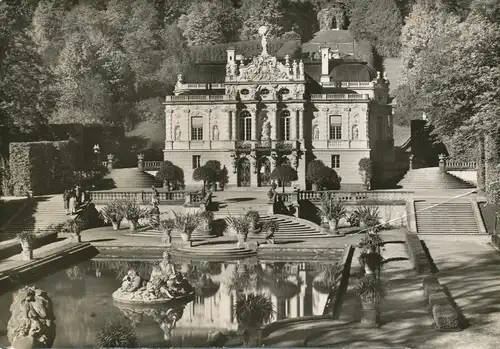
290;106;298;140
250;107;258;140
298;107;304;140
321;107;329;141
230;108;237;140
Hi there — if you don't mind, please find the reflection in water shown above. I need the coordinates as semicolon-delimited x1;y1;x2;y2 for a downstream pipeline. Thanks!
0;258;337;347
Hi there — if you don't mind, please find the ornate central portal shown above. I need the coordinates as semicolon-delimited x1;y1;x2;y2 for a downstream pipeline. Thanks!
258;157;272;187
237;158;251;187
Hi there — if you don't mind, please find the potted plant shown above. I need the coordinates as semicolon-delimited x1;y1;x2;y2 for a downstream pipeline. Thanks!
317;196;346;234
359;232;383;253
172;211;200;242
358;251;384;275
234;293;276;347
160;219;175;244
357;206;380;230
245;210;260;233
120;199;150;232
17;230;36;260
62;218;85;242
197;210;214;236
100;201;124;230
261;220;279;242
356;277;384;327
226;215;250;247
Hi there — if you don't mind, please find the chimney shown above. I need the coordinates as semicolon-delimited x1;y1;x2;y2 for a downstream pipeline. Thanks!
227;48;235;64
320;47;330;83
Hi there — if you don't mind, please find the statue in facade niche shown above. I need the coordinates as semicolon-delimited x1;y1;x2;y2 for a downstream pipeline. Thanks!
352;124;359;140
292;60;298;79
313;125;320;140
213;125;219;140
174;126;181;141
317;4;345;30
7;286;56;349
299;60;304;77
261;116;271;140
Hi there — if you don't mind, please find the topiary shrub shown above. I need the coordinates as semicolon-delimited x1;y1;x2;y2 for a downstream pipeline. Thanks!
155;161;185;190
358;158;372;190
432;304;460;330
270;165;298;193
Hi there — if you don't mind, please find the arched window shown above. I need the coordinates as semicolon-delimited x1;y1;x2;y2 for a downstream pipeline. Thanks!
279;110;292;141
239;110;252;141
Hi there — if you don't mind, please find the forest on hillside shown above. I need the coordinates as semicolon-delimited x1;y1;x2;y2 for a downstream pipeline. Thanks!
1;0;497;164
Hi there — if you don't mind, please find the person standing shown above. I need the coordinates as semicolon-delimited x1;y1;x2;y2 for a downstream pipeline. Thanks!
63;189;69;215
75;185;81;206
68;189;76;215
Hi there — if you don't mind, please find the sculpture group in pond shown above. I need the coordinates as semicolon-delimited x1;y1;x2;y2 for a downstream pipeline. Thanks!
113;253;194;303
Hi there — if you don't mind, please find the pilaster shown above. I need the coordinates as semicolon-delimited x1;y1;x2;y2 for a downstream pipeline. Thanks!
231;108;237;140
165;109;174;150
248;105;258;141
298;107;304;141
184;108;191;142
250;150;258;187
321;107;329;141
268;106;278;141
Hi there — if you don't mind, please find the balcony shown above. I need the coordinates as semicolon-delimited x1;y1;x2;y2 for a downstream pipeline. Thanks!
310;93;370;100
165;95;229;102
321;81;373;88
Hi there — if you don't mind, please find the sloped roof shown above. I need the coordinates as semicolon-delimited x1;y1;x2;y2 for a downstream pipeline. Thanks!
182;63;226;84
330;63;376;82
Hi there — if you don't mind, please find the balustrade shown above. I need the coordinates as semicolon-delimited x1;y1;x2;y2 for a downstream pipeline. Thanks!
88;190;201;205
275;190;414;204
446;160;477;170
143;161;163;171
310;93;369;100
165;95;228;102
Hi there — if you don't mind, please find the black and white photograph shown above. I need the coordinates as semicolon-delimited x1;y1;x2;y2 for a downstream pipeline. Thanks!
0;0;499;348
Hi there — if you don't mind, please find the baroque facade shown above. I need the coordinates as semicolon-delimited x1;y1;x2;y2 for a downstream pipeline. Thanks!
163;27;393;189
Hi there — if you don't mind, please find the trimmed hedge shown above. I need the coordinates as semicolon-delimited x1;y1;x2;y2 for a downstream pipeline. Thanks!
492;234;500;249
9;141;78;196
423;275;443;300
405;232;432;274
432;304;460;330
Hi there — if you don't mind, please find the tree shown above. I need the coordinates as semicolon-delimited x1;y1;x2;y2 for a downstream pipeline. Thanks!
155;161;184;190
358;158;372;190
270;165;298;193
0;2;54;162
349;0;403;57
239;0;288;40
178;0;240;46
306;159;325;190
193;166;217;192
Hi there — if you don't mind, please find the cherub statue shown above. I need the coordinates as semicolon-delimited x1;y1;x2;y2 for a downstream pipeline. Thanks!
120;270;144;293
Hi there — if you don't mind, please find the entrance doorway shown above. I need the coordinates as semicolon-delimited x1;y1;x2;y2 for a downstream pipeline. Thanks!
237;157;251;187
258;157;272;187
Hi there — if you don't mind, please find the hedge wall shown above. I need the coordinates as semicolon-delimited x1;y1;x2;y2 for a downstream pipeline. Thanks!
9;140;78;196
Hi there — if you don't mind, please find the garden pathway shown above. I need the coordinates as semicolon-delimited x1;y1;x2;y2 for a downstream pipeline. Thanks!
274;232;500;349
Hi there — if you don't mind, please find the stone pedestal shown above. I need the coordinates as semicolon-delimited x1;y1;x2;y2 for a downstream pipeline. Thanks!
438;154;446;172
72;234;82;243
137;153;145;171
360;304;380;328
22;250;33;261
409;154;414;170
268;200;275;215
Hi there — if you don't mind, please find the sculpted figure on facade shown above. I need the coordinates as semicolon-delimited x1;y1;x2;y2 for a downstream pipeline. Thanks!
261;115;271;140
292;60;298;79
174;126;181;141
212;125;219;140
8;286;56;349
351;124;359;140
299;60;304;77
313;125;320;140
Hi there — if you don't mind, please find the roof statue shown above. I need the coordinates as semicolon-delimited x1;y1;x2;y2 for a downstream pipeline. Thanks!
237;27;295;82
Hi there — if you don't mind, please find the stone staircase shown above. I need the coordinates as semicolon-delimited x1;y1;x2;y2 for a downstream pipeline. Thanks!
398;167;475;190
258;215;329;240
414;200;480;234
3;195;70;235
104;168;160;188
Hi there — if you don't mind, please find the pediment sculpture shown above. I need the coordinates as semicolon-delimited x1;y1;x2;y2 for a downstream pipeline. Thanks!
238;54;291;82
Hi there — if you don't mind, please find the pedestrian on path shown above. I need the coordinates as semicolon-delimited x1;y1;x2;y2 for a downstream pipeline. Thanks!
63;189;69;214
69;190;76;215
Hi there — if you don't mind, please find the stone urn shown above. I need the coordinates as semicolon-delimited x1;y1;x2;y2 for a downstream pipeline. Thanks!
180;231;191;242
237;233;248;248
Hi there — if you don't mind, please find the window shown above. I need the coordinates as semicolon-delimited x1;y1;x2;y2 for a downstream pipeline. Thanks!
329;115;342;140
280;110;291;141
240;89;249;95
191;116;203;141
192;155;201;169
239;110;252;140
260;88;270;96
331;155;340;168
280;88;290;95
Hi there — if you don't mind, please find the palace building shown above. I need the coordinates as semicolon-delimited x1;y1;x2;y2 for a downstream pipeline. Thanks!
163;26;394;189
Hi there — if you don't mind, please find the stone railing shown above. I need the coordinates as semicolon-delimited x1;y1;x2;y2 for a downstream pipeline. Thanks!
143;161;163;171
275;190;414;204
165;95;229;102
446;160;477;170
310;93;370;100
88;191;203;205
321;82;373;88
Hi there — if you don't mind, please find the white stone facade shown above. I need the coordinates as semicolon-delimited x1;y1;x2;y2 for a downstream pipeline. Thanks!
163;30;392;189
